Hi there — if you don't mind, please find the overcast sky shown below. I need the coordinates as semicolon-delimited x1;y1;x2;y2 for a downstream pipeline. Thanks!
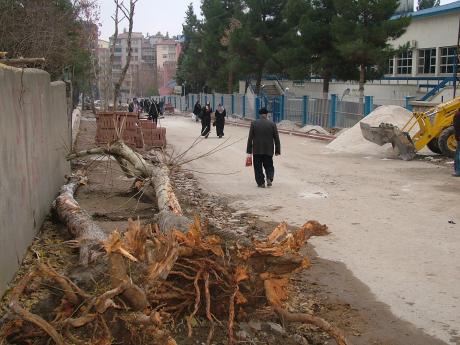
97;0;457;41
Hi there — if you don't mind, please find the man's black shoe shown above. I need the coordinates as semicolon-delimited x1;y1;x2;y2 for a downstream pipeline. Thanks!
267;180;272;187
257;184;265;188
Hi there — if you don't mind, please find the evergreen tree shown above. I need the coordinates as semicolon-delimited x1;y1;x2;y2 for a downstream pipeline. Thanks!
332;0;410;112
233;0;289;94
176;3;207;93
417;0;440;10
280;0;357;98
200;0;244;92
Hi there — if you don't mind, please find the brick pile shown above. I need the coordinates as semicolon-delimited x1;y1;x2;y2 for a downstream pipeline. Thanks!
96;112;166;149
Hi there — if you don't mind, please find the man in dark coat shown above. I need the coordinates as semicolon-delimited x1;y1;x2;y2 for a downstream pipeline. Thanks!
453;109;460;176
246;108;281;188
148;100;158;124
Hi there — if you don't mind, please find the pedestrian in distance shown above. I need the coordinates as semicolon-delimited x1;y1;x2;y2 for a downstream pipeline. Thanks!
193;100;201;122
452;109;460;176
214;103;226;138
201;102;212;138
158;100;164;115
246;107;281;188
128;99;134;113
148;100;159;124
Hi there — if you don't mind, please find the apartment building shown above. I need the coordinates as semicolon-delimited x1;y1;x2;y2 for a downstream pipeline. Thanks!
107;31;182;101
96;39;110;102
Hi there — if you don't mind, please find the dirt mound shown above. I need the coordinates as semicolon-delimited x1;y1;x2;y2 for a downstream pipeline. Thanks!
299;125;330;135
277;120;300;131
326;105;412;156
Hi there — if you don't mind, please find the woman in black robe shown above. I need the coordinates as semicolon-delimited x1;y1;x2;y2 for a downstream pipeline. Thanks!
193;100;201;122
201;102;212;138
214;103;226;138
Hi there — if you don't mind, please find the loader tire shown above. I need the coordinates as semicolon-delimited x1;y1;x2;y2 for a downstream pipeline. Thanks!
438;126;456;159
427;138;442;154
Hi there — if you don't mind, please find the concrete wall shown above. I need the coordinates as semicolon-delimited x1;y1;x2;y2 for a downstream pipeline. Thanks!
0;64;70;295
72;108;82;147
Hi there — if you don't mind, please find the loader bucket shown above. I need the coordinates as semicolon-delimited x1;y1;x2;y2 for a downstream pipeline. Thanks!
360;122;417;160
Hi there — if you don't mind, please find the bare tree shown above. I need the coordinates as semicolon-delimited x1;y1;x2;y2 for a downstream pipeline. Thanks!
112;0;138;109
108;0;122;110
0;0;98;80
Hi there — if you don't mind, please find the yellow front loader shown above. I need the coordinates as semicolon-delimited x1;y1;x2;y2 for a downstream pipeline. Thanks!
360;97;460;160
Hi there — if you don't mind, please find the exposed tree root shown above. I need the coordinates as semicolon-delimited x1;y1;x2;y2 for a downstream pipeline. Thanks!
1;140;352;344
8;271;66;345
263;277;350;345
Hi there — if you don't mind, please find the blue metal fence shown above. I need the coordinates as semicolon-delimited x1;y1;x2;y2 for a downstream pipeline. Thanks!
159;92;412;129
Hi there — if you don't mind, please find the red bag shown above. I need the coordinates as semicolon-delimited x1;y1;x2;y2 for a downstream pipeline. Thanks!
245;155;253;167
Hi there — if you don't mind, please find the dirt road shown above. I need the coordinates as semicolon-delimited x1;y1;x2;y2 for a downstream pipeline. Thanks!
164;115;460;345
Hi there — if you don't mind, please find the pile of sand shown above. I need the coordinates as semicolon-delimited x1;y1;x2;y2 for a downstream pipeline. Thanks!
326;105;413;156
277;120;300;131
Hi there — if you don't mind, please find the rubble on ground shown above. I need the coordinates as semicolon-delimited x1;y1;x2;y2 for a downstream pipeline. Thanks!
299;125;330;135
277;120;301;131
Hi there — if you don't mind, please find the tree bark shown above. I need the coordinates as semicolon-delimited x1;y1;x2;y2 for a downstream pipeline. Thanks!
113;0;137;108
359;64;365;115
68;141;189;233
255;68;263;95
227;70;234;94
108;0;119;111
322;70;331;100
53;175;108;265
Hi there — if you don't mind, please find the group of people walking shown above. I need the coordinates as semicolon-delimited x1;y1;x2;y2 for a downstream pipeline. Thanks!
193;100;226;138
193;100;281;188
128;98;164;124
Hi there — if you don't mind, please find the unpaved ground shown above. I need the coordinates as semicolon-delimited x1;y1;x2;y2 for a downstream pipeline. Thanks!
164;115;460;345
0;111;364;345
1;111;456;345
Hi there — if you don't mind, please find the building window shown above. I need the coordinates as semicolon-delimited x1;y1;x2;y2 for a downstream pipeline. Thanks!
387;58;394;75
162;54;167;58
440;46;457;74
114;47;122;53
418;48;436;74
397;50;412;75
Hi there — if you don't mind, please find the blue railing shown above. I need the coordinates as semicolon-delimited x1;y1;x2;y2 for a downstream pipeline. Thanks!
162;92;415;129
419;77;456;101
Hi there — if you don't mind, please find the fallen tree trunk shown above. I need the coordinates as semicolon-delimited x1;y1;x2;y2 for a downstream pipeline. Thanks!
53;174;107;265
69;141;189;232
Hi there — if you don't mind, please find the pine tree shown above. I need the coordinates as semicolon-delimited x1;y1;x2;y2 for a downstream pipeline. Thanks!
280;0;357;98
176;3;207;93
235;0;289;94
332;0;410;112
417;0;440;10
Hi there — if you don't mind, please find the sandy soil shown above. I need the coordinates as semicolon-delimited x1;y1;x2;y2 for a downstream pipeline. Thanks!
2;111;456;345
164;115;460;345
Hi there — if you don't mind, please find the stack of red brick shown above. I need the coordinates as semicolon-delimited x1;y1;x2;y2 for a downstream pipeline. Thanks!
96;112;166;149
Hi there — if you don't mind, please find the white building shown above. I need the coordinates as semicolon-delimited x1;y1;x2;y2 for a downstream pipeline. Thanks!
388;1;460;80
258;2;460;103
